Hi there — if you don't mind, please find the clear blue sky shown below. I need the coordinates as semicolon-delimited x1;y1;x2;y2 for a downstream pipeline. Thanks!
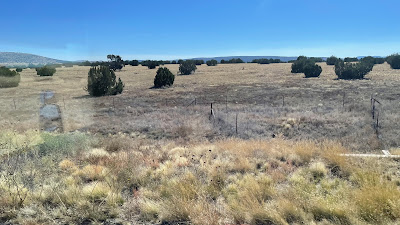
1;0;399;61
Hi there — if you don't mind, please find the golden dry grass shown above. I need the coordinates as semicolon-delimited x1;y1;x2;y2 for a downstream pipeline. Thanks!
1;131;400;224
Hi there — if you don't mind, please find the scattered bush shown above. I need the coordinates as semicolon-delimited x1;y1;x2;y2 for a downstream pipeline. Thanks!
309;57;324;62
0;67;20;88
326;56;339;65
154;67;175;88
194;60;204;65
387;54;400;69
334;59;374;79
36;66;56;76
303;63;322;78
15;68;23;72
251;58;270;64
206;59;218;66
179;60;197;75
374;57;385;64
87;65;124;96
344;57;358;62
142;60;160;69
0;67;18;77
251;58;284;64
128;60;139;66
360;56;386;65
291;59;306;73
291;56;322;77
220;58;244;64
107;54;125;71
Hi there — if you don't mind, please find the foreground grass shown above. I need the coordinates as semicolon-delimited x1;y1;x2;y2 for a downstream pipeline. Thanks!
1;131;400;224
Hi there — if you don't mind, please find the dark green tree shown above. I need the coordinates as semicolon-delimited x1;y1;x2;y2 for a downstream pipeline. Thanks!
194;60;204;65
129;60;139;66
335;59;374;79
206;59;218;66
154;67;175;88
291;58;307;73
142;60;160;69
0;66;18;77
87;65;124;96
344;57;358;62
326;56;339;65
179;60;197;75
107;54;125;71
36;66;56;76
303;63;322;78
387;54;400;69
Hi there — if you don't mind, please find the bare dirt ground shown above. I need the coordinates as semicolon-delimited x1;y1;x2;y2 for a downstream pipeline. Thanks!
1;63;400;152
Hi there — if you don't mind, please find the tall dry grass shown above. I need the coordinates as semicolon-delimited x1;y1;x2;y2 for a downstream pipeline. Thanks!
1;131;400;224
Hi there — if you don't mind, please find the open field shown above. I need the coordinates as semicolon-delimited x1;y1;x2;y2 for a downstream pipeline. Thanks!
1;63;400;152
2;63;400;224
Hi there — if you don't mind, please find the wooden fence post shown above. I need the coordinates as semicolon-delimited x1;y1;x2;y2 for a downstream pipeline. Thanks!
235;113;239;135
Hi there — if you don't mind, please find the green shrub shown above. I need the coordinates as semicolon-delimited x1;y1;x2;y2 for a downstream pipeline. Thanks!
304;63;322;78
15;68;23;72
107;54;124;71
206;59;218;66
0;67;20;88
142;60;160;69
194;60;204;65
252;58;270;64
291;58;307;73
291;57;322;78
36;66;56;76
335;59;374;79
344;57;358;62
374;57;385;64
154;67;175;88
128;60;139;66
387;54;400;69
0;67;18;77
326;56;339;65
220;58;244;64
179;60;197;75
87;65;124;96
309;57;324;63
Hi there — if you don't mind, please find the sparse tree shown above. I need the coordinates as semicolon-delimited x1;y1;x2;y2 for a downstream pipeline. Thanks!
387;54;400;69
154;67;175;88
36;66;56;76
326;56;339;65
87;65;124;96
179;60;197;75
206;59;218;66
107;54;125;71
303;63;322;78
335;59;374;79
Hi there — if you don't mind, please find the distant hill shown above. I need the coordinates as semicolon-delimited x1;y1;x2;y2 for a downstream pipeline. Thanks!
0;52;67;67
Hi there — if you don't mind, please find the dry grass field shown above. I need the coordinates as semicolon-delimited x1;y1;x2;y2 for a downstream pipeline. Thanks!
2;63;400;224
1;63;400;152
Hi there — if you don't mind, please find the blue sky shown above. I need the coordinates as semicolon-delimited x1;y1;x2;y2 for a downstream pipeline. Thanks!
1;0;399;61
